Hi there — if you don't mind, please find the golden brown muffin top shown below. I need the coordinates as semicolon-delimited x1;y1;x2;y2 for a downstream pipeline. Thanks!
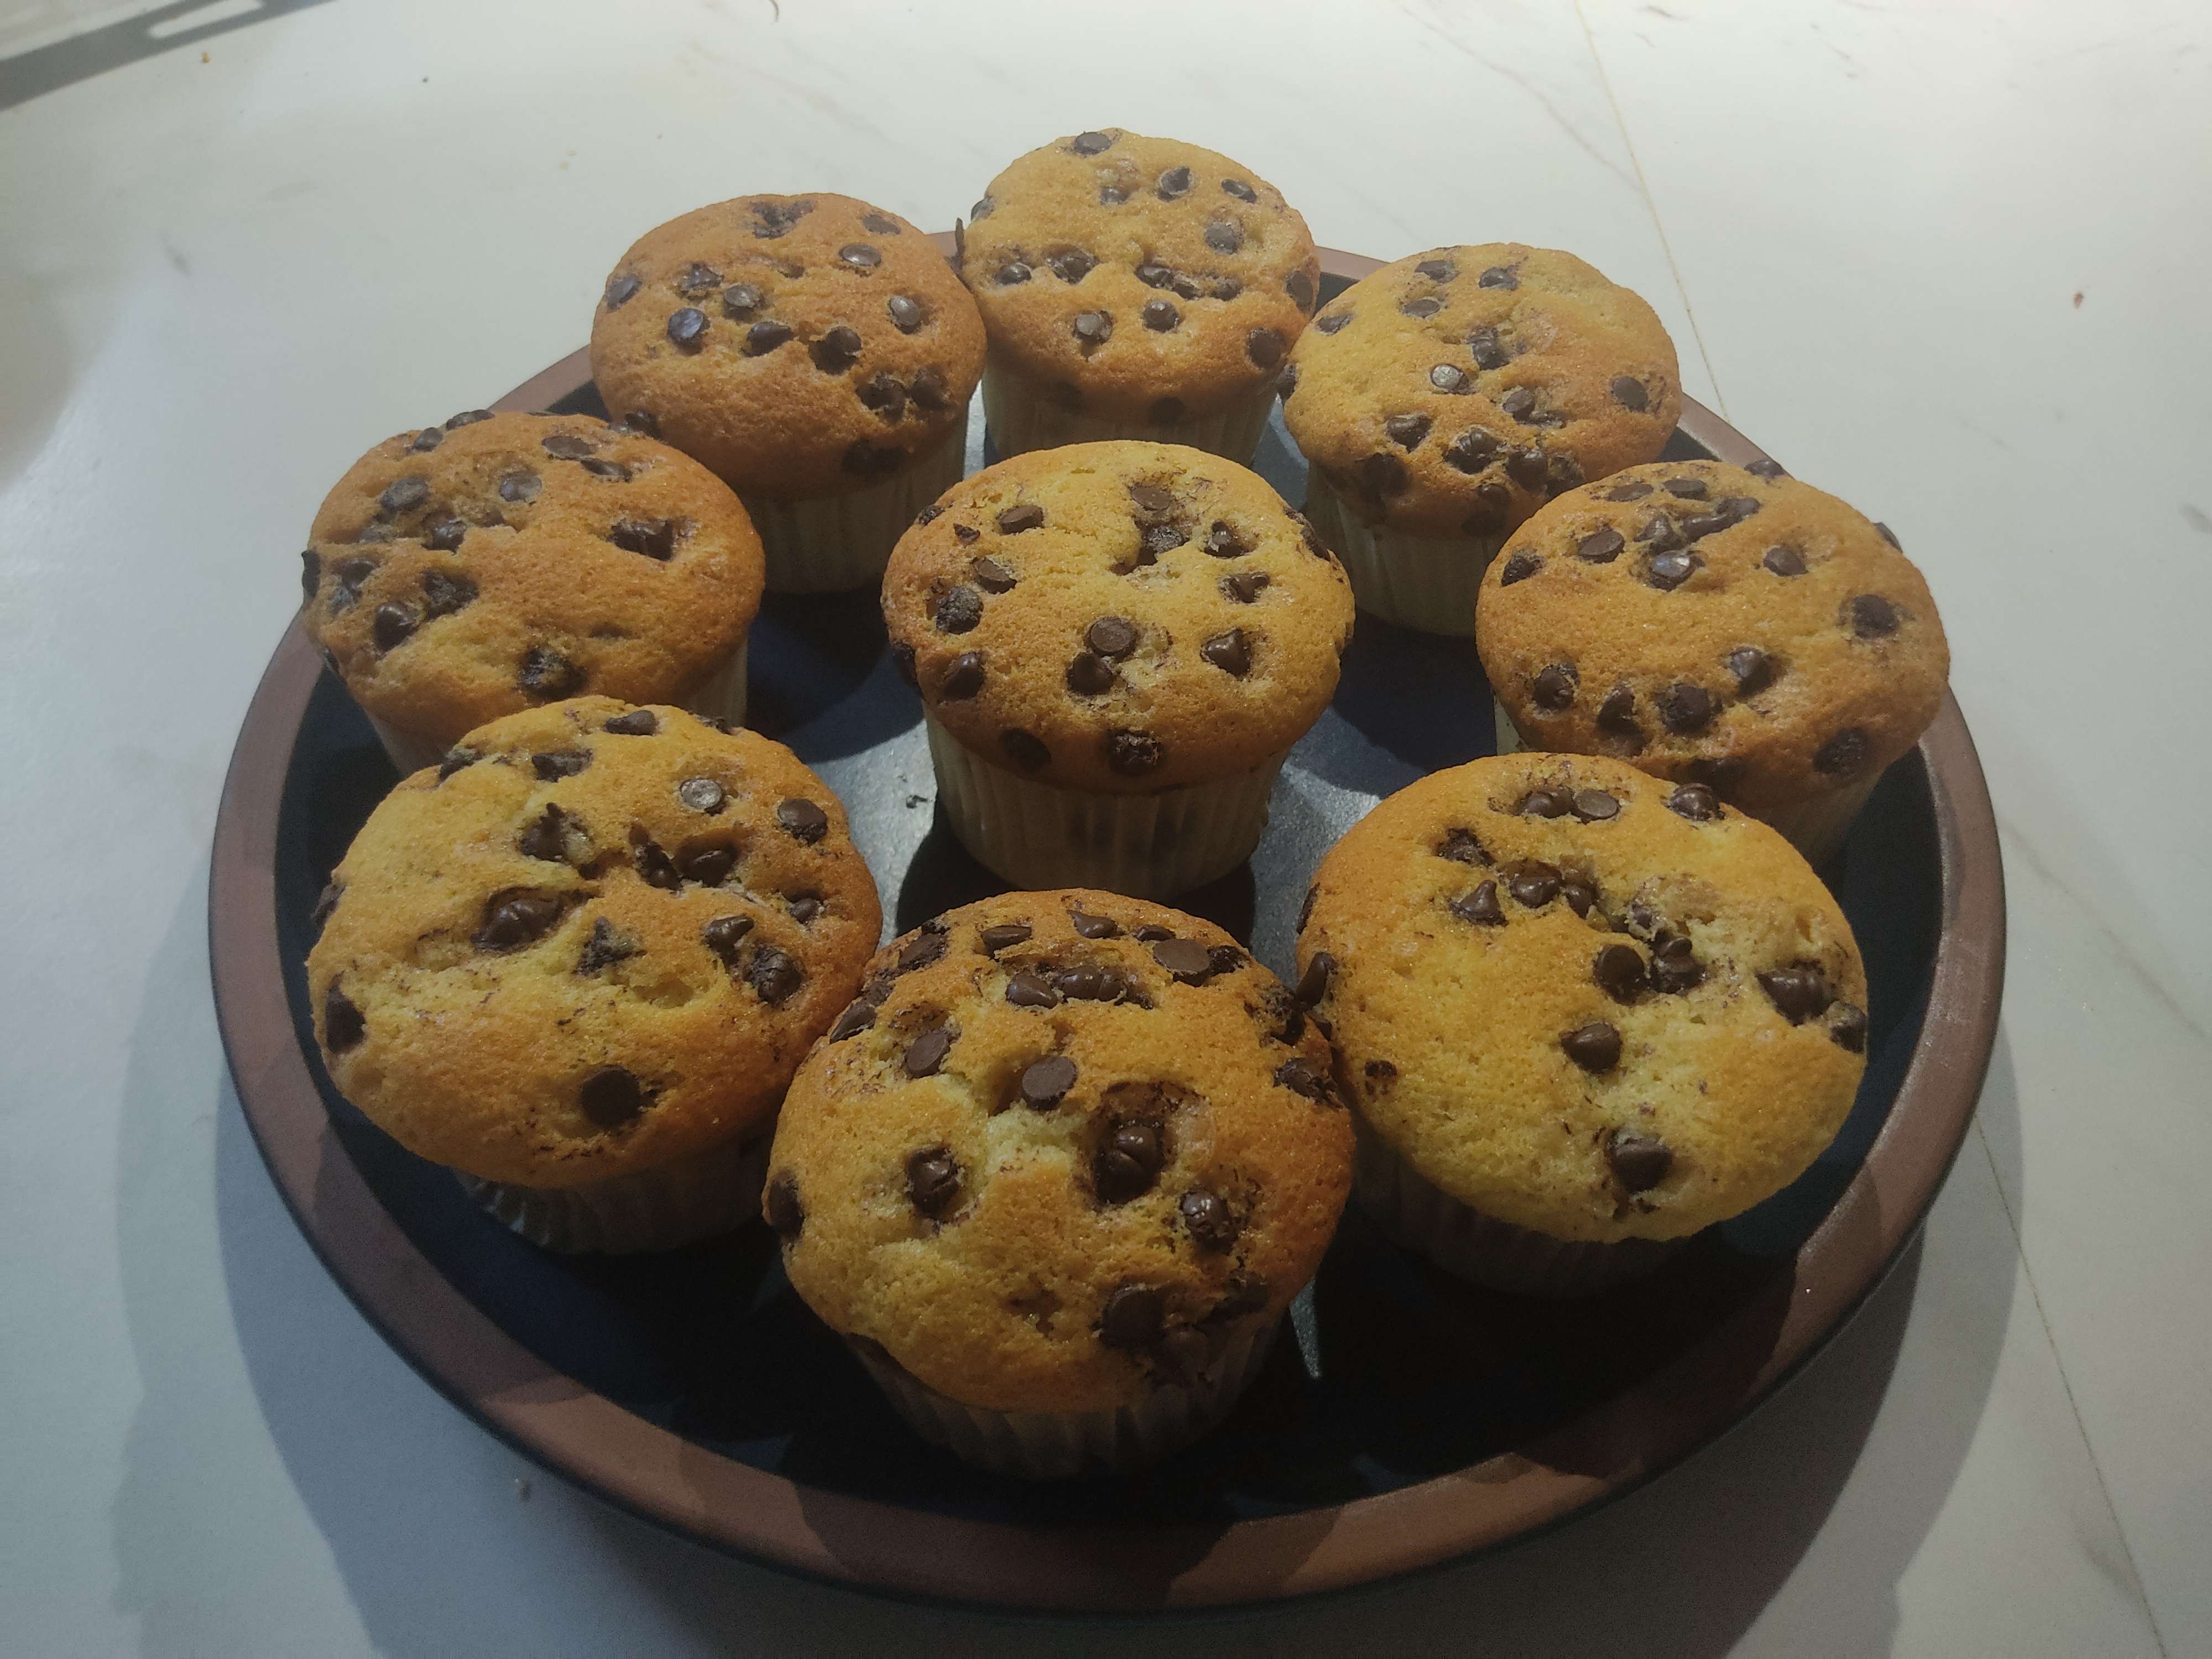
1284;244;1680;539
881;441;1354;793
301;412;763;750
957;129;1319;420
1299;753;1866;1244
307;697;880;1188
588;194;985;500
1477;460;1949;812
766;890;1353;1413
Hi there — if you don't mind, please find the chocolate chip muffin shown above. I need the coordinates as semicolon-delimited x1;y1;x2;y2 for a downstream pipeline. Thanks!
766;890;1352;1475
589;194;987;592
881;440;1355;896
306;696;881;1253
301;411;764;774
957;129;1319;464
1297;751;1867;1296
1477;459;1948;864
1284;244;1679;634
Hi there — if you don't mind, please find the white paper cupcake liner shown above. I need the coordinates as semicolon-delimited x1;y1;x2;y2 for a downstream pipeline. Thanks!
361;637;753;778
925;714;1284;899
744;414;971;593
1303;472;1499;637
453;1127;772;1255
1353;1121;1682;1297
981;361;1276;466
846;1314;1281;1479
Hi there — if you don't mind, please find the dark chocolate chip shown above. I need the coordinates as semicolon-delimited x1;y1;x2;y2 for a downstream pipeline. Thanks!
1561;873;1598;917
809;324;864;373
371;602;418;652
1292;952;1334;1008
577;1066;646;1130
1070;909;1120;940
609;517;679;561
1443;428;1500;474
1220;570;1270;603
1148;396;1187;425
896;925;949;973
311;881;342;931
1202;628;1251;677
1594;943;1646;1002
856;371;907;422
1142;297;1180;331
1152;938;1214;982
1136;262;1175;289
532;749;590;781
1274;1057;1335;1103
995;259;1032;285
1357;452;1408;498
1759;965;1834;1023
498;471;541;504
1095;1120;1166;1203
1384;412;1433;450
1531;665;1578;712
322;982;364;1051
1667;783;1720;821
474;891;568;952
1815;728;1871;776
578;456;631;482
1875;521;1902;549
1609;375;1650;411
826;999;874;1041
675;776;725;814
1573;789;1620;822
906;1145;962;1217
1499;552;1542;585
935;651;984;701
1401;296;1442;319
1072;310;1112;348
1606;1129;1672;1192
1285;268;1315;311
604;274;641;309
1645;550;1699;591
1499;386;1537;423
971;195;996;219
1657;682;1714;734
701;915;754;967
933;585;983;633
665;307;708;350
1505;448;1548;491
720;282;763;318
576;917;639;975
444;409;494;429
1204;520;1249;557
1607;480;1654;502
1071;130;1114;154
748;946;803;1005
1507;860;1562;908
966;557;1016;596
1830;1001;1869;1052
1437;827;1486;863
1205;220;1244;255
1000;729;1050;771
1850;594;1901;638
1317;310;1353;334
1663;477;1708;501
1065;651;1117;695
1726;646;1775;696
1479;266;1518;289
1180;1189;1239;1251
675;842;734;885
1562;1021;1622;1073
1597;685;1641;739
1298;884;1319;931
1650;934;1704;995
1246;327;1285;368
997;503;1045;534
437;748;479;781
765;1171;804;1239
1105;729;1162;776
378;476;430;516
423;517;468;552
1746;457;1786;479
517;645;583;699
1085;615;1137;658
1451;881;1506;926
837;243;881;271
1522;788;1572;818
1004;969;1060;1008
902;1025;953;1078
540;432;595;461
776;797;828;843
1004;1053;1076;1112
890;641;918;687
1099;1282;1164;1352
409;427;442;453
1763;545;1807;577
745;319;794;354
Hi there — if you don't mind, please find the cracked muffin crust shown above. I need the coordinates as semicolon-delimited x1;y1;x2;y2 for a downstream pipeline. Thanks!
1477;458;1948;826
301;411;764;752
958;128;1319;456
307;696;880;1190
1284;244;1681;539
881;440;1354;795
589;193;986;500
766;890;1353;1415
1297;752;1866;1246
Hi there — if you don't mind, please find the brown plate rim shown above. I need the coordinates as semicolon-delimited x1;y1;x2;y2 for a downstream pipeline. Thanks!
209;244;2006;1614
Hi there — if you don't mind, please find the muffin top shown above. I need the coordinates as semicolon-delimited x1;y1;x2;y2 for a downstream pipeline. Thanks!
881;441;1355;792
588;194;986;500
1477;460;1948;812
766;890;1353;1414
957;129;1319;421
301;413;764;749
1284;244;1680;539
307;697;881;1188
1298;752;1867;1244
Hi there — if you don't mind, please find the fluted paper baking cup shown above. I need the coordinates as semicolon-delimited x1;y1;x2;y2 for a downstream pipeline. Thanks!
454;1127;771;1255
925;714;1283;899
846;1314;1281;1479
363;637;752;778
1303;472;1499;637
744;414;970;594
1354;1120;1681;1297
982;362;1276;466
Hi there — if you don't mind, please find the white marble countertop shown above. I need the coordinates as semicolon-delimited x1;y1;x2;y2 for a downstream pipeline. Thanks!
3;1;2206;1653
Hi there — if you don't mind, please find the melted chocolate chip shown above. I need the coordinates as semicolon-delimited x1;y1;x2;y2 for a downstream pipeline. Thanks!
1562;1022;1622;1072
576;918;639;975
1437;827;1487;863
1152;938;1214;983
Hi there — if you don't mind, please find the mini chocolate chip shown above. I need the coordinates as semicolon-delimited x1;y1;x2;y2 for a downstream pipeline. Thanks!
1830;1001;1869;1052
378;476;430;516
1573;789;1619;822
1220;570;1270;603
1274;1057;1335;1103
1292;952;1333;1008
475;891;567;952
437;748;479;781
906;1145;961;1217
1479;265;1518;289
1850;594;1901;637
1246;327;1285;368
1180;1189;1239;1251
322;982;365;1051
532;749;590;781
1202;629;1251;677
1657;682;1714;734
700;915;754;968
1004;969;1060;1009
980;922;1033;956
1071;130;1114;154
1562;1022;1622;1072
776;797;828;843
1763;545;1807;577
1610;375;1649;411
1152;938;1214;982
498;471;541;504
1499;552;1542;585
745;319;794;354
902;1025;954;1078
1317;311;1353;334
1095;1120;1166;1203
1606;1129;1672;1192
371;602;418;652
1645;550;1699;590
1507;860;1562;908
1574;527;1625;564
1066;652;1117;695
1437;827;1486;862
1666;783;1720;821
997;503;1045;534
1725;646;1775;696
1401;296;1442;319
665;307;709;350
1141;296;1180;332
1561;873;1598;916
517;645;583;699
933;585;983;634
1105;730;1162;776
748;946;804;1005
1522;788;1572;818
1100;1282;1164;1352
1815;728;1871;776
1001;729;1050;771
720;282;763;318
1759;965;1834;1024
1594;943;1646;1002
604;274;641;309
1451;881;1506;926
